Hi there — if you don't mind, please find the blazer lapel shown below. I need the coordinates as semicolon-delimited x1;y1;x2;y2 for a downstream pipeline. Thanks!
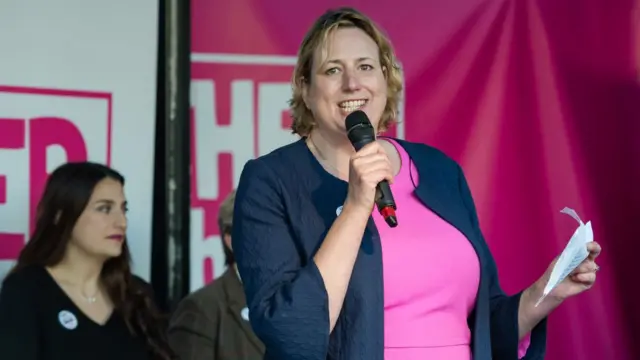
221;269;265;353
395;139;479;249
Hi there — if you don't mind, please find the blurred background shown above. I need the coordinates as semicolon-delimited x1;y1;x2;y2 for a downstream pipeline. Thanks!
1;0;638;359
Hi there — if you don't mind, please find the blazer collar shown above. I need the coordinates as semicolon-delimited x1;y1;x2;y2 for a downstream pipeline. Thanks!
390;138;478;248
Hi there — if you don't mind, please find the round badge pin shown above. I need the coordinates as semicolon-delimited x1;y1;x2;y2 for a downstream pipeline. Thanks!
241;307;250;321
58;310;78;330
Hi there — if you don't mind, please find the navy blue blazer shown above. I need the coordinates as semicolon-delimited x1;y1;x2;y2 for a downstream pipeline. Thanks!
232;138;547;360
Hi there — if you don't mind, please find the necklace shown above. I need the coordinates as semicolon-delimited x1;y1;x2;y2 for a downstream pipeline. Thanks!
307;136;347;179
80;289;99;304
47;268;101;304
83;295;97;303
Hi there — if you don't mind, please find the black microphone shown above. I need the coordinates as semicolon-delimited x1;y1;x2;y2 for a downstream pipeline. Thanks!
345;110;398;228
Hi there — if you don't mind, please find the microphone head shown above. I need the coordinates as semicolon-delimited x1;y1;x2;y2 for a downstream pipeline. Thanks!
345;110;371;132
345;110;375;150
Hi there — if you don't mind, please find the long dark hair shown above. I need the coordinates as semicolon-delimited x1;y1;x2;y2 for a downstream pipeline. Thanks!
11;162;173;360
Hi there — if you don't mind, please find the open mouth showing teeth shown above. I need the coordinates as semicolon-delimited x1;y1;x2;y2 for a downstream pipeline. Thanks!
338;99;368;113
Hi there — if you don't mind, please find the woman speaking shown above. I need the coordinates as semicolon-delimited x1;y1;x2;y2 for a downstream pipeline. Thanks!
231;7;601;360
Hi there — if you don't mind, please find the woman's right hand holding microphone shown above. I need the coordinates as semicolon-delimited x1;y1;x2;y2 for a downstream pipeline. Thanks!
343;141;394;217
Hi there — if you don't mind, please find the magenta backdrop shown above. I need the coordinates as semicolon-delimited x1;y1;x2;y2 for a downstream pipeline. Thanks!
191;1;640;359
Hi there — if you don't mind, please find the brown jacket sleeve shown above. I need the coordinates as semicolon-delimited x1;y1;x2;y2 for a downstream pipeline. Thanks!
168;297;218;360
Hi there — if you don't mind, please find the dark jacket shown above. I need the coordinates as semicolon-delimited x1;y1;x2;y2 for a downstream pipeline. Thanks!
167;268;264;360
232;138;547;360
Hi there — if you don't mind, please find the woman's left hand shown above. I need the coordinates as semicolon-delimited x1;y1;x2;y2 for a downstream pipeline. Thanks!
542;241;602;301
518;241;602;338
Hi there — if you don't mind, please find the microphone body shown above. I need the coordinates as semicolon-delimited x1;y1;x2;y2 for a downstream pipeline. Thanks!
345;111;398;228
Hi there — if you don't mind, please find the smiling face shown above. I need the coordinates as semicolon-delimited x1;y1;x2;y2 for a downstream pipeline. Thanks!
303;27;388;138
67;177;128;260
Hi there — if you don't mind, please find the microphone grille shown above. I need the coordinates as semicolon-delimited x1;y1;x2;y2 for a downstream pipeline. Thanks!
345;110;370;131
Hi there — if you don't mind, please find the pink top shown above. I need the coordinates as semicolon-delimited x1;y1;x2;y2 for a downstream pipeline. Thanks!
372;139;530;359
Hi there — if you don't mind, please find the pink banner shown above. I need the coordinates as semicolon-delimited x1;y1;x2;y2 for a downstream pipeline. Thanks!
190;1;640;359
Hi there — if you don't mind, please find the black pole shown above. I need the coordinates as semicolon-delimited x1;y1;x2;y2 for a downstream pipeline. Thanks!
153;0;190;310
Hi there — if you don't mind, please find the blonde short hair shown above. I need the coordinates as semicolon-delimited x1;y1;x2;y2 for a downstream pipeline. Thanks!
289;7;403;136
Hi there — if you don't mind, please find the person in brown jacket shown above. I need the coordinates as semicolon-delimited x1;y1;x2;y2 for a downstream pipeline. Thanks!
167;190;264;360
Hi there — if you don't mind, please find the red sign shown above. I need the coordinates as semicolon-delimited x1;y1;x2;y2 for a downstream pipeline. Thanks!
0;86;112;260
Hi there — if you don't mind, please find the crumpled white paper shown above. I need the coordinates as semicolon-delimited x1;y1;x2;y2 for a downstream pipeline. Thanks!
535;207;593;307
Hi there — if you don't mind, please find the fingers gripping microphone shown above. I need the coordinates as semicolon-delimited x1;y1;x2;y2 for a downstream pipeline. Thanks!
345;110;398;228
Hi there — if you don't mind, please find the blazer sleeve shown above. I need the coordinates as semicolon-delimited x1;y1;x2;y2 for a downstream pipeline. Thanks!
232;158;330;360
167;297;217;360
456;164;548;360
0;273;39;360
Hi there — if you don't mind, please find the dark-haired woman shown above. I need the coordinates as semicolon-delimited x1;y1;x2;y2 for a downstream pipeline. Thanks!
0;162;173;360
